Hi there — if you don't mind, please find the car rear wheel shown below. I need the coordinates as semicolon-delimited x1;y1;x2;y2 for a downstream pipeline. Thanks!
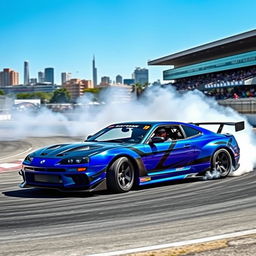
107;157;134;193
203;149;232;180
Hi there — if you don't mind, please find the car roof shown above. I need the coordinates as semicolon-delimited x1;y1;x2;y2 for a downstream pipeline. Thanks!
113;121;217;135
114;121;204;127
115;121;188;125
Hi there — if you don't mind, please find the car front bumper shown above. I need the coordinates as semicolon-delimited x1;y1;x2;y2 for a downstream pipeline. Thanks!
19;165;107;192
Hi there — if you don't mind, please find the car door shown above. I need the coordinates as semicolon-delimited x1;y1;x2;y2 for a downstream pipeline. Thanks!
141;140;196;174
141;125;198;177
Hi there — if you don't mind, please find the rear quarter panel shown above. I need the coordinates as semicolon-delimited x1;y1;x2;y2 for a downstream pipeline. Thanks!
191;133;238;174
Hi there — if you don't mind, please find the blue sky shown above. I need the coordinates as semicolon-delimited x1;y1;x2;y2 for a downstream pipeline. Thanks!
0;0;255;84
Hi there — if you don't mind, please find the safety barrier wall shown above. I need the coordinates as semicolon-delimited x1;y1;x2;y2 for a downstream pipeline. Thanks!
218;98;256;114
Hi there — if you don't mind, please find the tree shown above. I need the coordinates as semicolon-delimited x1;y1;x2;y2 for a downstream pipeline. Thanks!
50;88;71;103
0;90;4;95
16;93;32;99
16;92;53;103
83;88;101;94
132;83;148;98
33;92;53;103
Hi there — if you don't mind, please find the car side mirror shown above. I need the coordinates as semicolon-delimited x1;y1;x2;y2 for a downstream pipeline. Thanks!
149;136;165;144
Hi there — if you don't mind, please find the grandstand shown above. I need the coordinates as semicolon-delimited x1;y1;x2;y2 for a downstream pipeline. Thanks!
148;30;256;100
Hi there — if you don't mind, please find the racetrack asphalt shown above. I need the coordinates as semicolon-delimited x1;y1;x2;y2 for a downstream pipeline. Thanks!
0;137;255;256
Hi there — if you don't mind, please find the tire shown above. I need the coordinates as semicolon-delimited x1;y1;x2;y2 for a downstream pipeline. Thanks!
203;149;232;180
107;157;135;193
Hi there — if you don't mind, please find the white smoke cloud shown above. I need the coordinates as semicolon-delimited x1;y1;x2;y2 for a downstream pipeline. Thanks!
0;86;255;175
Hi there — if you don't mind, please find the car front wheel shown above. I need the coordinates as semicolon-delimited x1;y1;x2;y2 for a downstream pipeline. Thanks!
107;157;135;193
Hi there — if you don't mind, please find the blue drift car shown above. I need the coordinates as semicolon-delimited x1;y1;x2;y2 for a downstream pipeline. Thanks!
20;121;244;193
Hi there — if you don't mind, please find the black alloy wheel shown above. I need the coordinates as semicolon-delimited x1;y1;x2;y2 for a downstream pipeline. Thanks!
203;148;232;180
107;157;135;193
213;149;232;177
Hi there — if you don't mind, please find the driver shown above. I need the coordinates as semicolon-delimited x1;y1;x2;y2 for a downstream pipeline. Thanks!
154;128;171;142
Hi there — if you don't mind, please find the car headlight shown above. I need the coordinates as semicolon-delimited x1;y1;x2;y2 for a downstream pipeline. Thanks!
24;154;34;163
59;156;90;165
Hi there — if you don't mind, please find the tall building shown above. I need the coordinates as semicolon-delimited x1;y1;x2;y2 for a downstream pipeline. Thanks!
61;72;72;85
0;68;19;86
92;55;97;87
100;76;110;86
30;78;37;84
134;67;149;84
64;79;93;100
116;74;123;84
44;67;54;84
38;71;44;83
24;61;29;85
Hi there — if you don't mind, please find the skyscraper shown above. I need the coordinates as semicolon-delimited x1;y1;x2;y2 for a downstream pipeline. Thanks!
134;67;149;84
92;55;97;87
61;72;71;85
116;74;123;84
24;61;29;85
44;67;54;84
38;71;44;83
100;76;110;86
0;68;19;86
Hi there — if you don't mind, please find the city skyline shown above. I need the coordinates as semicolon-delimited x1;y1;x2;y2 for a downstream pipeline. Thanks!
0;0;255;84
0;59;149;86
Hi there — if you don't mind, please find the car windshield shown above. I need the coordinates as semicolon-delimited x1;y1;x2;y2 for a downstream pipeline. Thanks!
87;124;151;143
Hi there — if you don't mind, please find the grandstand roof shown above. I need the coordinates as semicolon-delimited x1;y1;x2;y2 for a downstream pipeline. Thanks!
148;29;256;68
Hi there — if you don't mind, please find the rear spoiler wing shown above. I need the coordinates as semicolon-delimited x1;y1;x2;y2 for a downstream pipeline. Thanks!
191;121;245;134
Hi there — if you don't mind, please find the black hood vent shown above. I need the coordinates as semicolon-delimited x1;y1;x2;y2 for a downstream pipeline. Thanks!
56;145;100;157
39;144;69;156
48;144;67;150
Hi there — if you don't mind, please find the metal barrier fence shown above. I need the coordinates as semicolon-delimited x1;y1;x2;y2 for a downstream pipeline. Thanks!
218;98;256;114
2;95;256;115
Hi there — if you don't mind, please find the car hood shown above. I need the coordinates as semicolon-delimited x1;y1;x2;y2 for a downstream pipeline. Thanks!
30;141;131;158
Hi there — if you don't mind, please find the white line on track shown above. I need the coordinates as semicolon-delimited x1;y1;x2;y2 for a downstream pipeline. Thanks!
0;147;33;161
88;229;256;256
0;163;21;168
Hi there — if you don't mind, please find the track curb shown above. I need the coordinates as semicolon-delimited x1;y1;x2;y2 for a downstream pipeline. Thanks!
88;229;256;256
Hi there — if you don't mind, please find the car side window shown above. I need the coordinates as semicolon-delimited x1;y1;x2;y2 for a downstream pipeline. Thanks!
182;125;201;138
151;126;185;141
168;126;185;140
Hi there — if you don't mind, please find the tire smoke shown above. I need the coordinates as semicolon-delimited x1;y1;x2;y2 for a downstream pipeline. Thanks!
0;86;255;175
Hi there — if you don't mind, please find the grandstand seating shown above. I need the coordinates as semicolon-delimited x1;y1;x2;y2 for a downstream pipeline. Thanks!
173;66;256;99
